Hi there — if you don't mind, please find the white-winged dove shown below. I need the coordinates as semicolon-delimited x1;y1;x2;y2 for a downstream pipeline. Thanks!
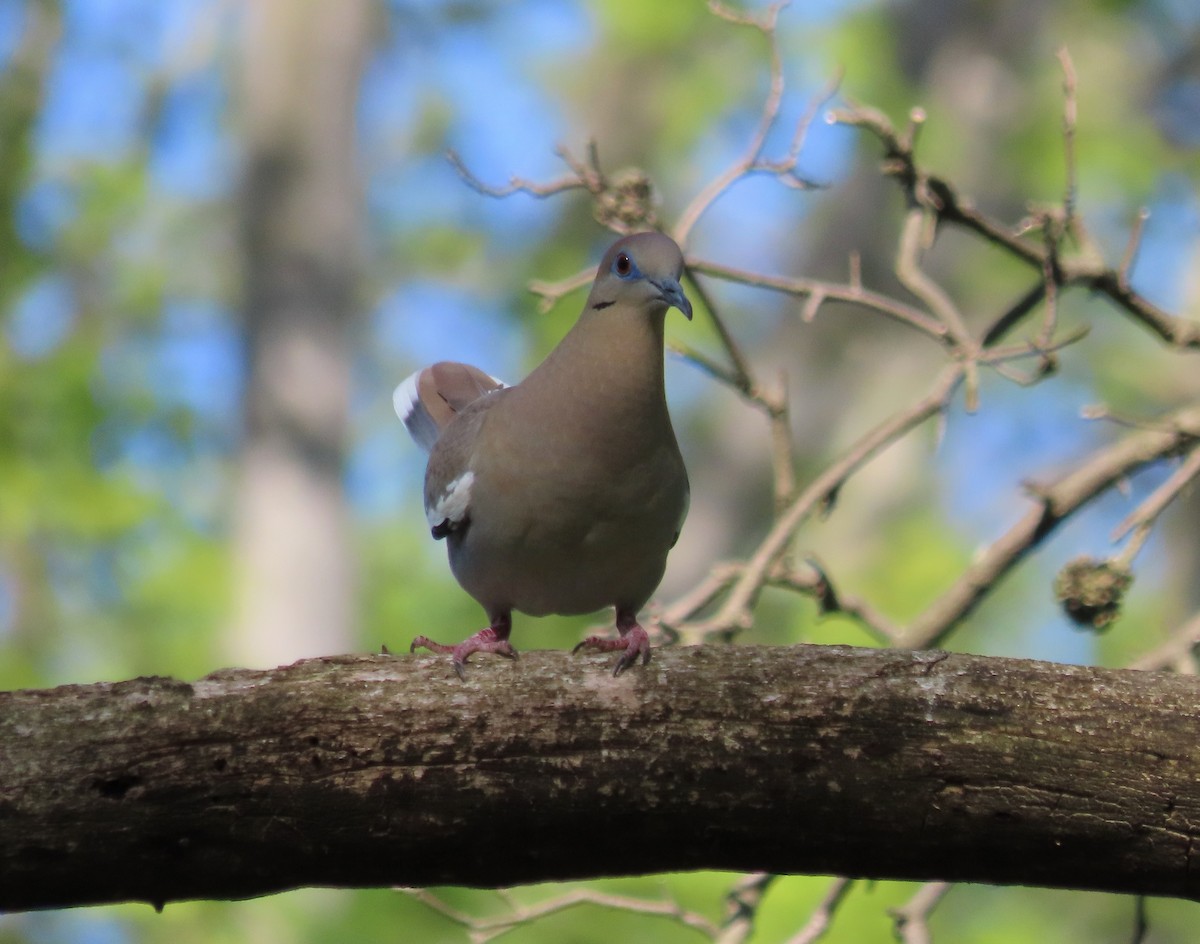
393;232;692;678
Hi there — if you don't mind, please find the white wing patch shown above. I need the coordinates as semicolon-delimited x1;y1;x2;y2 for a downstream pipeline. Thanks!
428;470;475;531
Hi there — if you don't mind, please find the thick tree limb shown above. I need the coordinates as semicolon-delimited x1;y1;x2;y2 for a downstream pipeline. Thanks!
2;645;1199;912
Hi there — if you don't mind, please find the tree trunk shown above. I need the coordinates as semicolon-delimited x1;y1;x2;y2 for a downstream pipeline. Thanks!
230;0;371;666
2;644;1198;911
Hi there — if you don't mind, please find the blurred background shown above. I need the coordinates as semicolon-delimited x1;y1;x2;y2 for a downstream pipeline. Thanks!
1;0;1198;941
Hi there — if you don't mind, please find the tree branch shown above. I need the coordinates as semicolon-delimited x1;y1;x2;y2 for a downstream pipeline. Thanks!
4;645;1200;912
902;402;1200;648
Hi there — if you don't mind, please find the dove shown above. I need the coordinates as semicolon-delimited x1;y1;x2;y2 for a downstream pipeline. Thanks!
394;232;691;677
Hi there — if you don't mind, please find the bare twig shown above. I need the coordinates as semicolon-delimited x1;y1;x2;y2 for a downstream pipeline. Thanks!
670;341;750;393
687;257;950;341
670;364;964;643
895;209;967;340
676;0;790;244
661;557;903;645
889;882;951;944
767;371;796;506
659;562;743;632
1118;208;1150;290
1111;443;1200;543
399;886;720;943
1130;895;1149;944
831;104;1200;349
674;20;836;245
902;403;1200;649
977;325;1089;366
773;559;904;644
1128;610;1200;673
785;877;855;944
718;873;776;944
1057;47;1078;224
528;266;596;313
1076;266;1200;348
981;281;1047;346
1037;220;1061;350
828;103;1040;267
446;147;595;200
685;272;757;394
894;207;981;409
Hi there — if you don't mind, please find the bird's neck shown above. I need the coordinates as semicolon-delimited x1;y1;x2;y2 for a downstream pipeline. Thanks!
531;307;669;419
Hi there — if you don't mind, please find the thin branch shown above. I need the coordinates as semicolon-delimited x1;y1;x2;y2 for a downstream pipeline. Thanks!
687;256;950;342
670;341;750;393
671;341;794;507
446;148;593;200
1128;610;1200;673
1119;208;1151;290
1111;446;1200;543
981;281;1048;346
661;557;903;645
772;69;843;179
400;886;720;944
889;882;951;944
1130;895;1149;944
670;365;964;643
399;888;488;940
676;1;790;244
674;16;837;246
829;103;1040;267
977;324;1089;366
777;559;904;644
901;403;1200;649
1072;265;1200;348
718;873;776;944
686;272;757;394
767;371;797;506
528;266;596;313
785;877;855;944
1057;47;1079;224
660;562;744;630
895;208;972;342
831;103;1200;349
1036;219;1061;350
894;207;980;409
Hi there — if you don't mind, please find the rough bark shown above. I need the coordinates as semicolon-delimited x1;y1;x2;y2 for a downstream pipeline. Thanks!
2;644;1198;912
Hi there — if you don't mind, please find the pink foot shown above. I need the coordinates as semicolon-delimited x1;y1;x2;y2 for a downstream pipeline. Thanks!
411;614;515;680
572;611;651;677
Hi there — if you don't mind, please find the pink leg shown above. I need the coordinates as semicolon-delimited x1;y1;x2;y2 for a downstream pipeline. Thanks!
411;612;516;680
572;608;651;677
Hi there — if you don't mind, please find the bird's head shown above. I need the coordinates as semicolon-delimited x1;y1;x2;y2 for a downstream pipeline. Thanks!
586;232;693;321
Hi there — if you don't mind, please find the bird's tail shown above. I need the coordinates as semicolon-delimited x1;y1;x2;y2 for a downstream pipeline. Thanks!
393;361;506;453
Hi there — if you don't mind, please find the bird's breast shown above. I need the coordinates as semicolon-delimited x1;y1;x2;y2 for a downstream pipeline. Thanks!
449;434;687;617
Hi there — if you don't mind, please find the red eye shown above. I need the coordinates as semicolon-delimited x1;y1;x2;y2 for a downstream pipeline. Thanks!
614;252;632;276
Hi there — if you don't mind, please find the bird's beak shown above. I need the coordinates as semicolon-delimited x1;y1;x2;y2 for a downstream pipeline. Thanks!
654;277;693;320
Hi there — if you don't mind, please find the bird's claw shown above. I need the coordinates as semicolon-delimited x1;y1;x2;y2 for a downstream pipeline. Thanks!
410;635;451;655
574;624;651;676
412;630;518;680
612;641;651;677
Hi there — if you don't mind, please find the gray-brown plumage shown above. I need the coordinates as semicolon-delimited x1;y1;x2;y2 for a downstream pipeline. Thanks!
393;232;692;677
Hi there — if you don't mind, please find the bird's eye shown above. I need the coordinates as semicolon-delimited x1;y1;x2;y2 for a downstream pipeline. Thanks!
613;252;633;277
